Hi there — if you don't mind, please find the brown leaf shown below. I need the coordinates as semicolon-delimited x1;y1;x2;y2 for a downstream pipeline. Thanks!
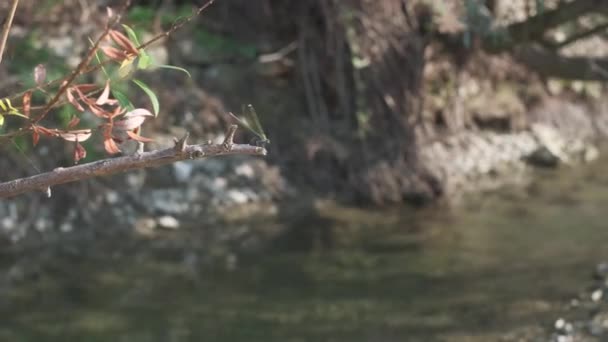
31;128;40;146
101;45;128;61
104;137;121;154
88;103;108;118
67;116;80;129
109;29;139;56
73;142;87;164
66;88;85;112
22;91;32;117
126;130;154;142
109;106;125;119
57;129;92;142
96;80;111;105
113;108;153;131
102;124;121;154
74;84;99;93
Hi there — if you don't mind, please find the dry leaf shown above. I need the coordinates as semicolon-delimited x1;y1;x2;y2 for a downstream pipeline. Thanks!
67;116;80;129
126;130;154;142
104;137;121;154
22;91;32;117
95;80;111;105
109;29;139;55
101;45;128;61
57;129;92;142
114;108;153;130
73;142;87;163
31;129;40;146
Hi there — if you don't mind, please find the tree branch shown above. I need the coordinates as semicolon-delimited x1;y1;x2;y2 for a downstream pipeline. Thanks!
552;21;608;49
506;0;606;44
478;0;608;52
0;0;19;66
513;44;608;80
0;130;266;198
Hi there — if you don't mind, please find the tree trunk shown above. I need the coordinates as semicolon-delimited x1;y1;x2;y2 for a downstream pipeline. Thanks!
291;0;440;204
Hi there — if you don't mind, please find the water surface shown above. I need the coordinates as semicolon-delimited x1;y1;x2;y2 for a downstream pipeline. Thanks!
2;159;608;341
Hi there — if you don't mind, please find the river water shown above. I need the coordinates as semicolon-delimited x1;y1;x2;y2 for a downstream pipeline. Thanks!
2;158;608;341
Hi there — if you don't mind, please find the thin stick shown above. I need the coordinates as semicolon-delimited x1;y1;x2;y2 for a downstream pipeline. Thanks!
138;0;215;51
0;0;19;65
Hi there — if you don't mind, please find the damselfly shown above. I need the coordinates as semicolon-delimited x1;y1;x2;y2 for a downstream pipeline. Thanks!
228;104;270;147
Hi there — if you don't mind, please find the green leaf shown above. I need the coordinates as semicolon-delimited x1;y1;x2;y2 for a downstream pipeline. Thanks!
122;24;141;46
8;111;29;119
118;58;136;79
88;37;109;77
112;89;134;110
0;114;4;126
137;52;152;70
132;79;159;116
154;64;191;78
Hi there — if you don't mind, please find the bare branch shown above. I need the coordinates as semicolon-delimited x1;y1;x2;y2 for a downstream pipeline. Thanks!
0;139;266;198
503;0;608;47
0;0;19;65
552;21;608;49
514;44;608;80
137;0;215;51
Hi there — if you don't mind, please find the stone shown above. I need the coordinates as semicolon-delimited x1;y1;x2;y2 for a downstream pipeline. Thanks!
157;215;180;230
173;161;195;183
524;146;560;168
134;217;157;237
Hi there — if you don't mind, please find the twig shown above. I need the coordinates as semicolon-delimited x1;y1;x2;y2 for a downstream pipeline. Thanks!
0;0;19;65
222;124;237;151
138;0;215;51
0;138;266;198
257;41;297;63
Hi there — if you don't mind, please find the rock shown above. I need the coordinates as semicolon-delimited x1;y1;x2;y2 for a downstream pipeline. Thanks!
173;161;194;183
591;288;603;302
225;189;250;205
157;215;180;230
531;124;569;163
134;217;157;237
594;262;608;280
235;163;255;179
524;146;560;168
584;145;600;163
105;191;120;204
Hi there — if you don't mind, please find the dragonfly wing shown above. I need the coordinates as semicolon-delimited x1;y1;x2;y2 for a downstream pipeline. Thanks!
245;104;267;140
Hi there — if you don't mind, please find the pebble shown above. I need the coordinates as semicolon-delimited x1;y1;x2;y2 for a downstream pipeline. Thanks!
595;262;608;280
225;189;249;205
157;215;180;230
591;289;603;302
173;161;194;183
235;163;255;179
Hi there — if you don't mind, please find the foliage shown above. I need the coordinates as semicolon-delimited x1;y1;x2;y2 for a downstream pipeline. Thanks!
0;19;184;164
